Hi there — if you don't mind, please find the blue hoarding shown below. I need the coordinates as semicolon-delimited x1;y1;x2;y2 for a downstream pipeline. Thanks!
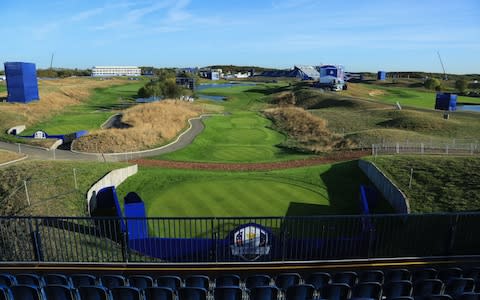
4;62;39;103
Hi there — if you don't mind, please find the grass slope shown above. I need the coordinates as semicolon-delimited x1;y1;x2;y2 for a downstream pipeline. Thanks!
0;150;24;164
157;83;309;162
23;82;143;134
116;160;393;218
366;155;480;213
342;83;480;109
0;160;127;216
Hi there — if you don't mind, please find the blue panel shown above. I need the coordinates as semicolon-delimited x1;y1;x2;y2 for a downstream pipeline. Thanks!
124;192;148;239
435;93;457;111
377;71;386;80
4;62;39;103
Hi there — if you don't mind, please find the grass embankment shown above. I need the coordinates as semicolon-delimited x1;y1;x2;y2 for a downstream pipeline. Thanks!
0;160;127;216
156;84;309;162
0;149;24;165
366;155;480;213
73;101;203;153
342;82;480;109
116;160;392;218
282;87;480;145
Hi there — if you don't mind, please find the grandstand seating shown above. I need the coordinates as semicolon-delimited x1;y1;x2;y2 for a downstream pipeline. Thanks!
1;266;480;299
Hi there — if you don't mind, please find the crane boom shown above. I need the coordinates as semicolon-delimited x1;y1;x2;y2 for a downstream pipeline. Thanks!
437;51;447;80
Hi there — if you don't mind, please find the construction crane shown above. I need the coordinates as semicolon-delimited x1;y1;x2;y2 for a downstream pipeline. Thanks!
50;53;54;69
437;51;448;80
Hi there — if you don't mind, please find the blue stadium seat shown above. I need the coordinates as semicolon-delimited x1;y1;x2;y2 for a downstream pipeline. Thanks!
382;280;413;298
0;286;13;300
417;296;453;300
386;297;414;300
249;286;279;300
351;282;382;300
111;286;142;300
438;267;463;282
305;272;331;290
213;286;243;300
275;273;301;291
332;271;357;286
285;284;315;300
319;283;351;300
185;275;210;290
15;274;45;287
178;287;208;300
464;268;480;280
245;275;271;290
144;287;175;300
44;274;72;287
413;279;444;297
100;274;127;289
459;293;480;300
445;278;475;299
385;269;411;283
358;270;384;284
43;284;79;300
156;276;182;291
0;274;17;287
128;275;154;289
70;274;97;288
216;275;241;287
10;284;45;300
413;268;438;282
78;285;111;300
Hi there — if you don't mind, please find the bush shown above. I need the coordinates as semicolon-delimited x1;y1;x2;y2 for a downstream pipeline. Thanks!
424;78;441;90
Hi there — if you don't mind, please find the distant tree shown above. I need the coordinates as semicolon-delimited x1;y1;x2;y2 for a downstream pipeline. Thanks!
424;78;442;90
455;79;468;94
163;78;182;99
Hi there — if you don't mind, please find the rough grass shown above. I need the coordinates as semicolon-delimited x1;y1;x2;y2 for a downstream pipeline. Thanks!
366;155;480;213
0;78;130;135
0;160;127;216
264;107;352;153
342;82;480;109
0;150;24;164
73;100;203;153
116;160;392;218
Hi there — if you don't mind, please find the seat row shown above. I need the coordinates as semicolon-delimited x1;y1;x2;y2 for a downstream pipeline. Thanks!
3;268;480;290
1;283;480;300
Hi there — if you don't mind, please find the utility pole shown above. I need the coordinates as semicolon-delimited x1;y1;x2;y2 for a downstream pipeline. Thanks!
50;53;54;69
437;51;447;80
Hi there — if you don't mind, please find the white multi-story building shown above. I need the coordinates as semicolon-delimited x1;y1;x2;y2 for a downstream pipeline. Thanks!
91;66;141;77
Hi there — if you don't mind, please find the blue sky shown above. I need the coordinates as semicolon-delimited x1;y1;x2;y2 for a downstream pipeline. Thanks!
1;0;479;73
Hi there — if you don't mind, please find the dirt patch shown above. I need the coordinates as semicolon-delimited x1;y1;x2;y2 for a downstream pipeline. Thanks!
132;150;369;171
368;89;386;97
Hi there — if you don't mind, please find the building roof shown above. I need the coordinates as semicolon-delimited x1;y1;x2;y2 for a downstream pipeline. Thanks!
294;65;320;79
92;66;140;69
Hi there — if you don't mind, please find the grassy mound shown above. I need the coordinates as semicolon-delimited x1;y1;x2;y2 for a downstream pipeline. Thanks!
73;100;202;153
0;150;24;164
264;107;353;153
378;110;450;131
368;156;480;213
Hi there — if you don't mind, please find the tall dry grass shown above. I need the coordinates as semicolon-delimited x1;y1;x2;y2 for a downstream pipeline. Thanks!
73;100;203;153
264;107;354;153
0;78;128;130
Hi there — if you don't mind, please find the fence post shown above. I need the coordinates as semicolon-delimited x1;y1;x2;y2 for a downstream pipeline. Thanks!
17;143;21;153
446;145;449;155
396;143;399;154
447;214;460;255
371;144;375;156
23;180;31;206
121;219;129;263
421;143;424;154
471;144;474;155
73;168;78;190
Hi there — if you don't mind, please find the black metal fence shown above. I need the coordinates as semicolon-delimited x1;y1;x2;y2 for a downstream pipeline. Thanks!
1;213;480;263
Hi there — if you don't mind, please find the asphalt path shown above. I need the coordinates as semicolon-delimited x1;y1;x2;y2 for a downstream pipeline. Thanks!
0;115;208;163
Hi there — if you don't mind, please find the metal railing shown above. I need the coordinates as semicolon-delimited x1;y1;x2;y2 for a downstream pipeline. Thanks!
1;212;480;263
371;141;480;156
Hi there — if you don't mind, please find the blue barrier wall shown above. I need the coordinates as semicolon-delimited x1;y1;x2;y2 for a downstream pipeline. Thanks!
18;130;88;143
4;62;39;103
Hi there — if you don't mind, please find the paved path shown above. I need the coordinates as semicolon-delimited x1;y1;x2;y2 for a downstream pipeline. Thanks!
0;115;208;162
